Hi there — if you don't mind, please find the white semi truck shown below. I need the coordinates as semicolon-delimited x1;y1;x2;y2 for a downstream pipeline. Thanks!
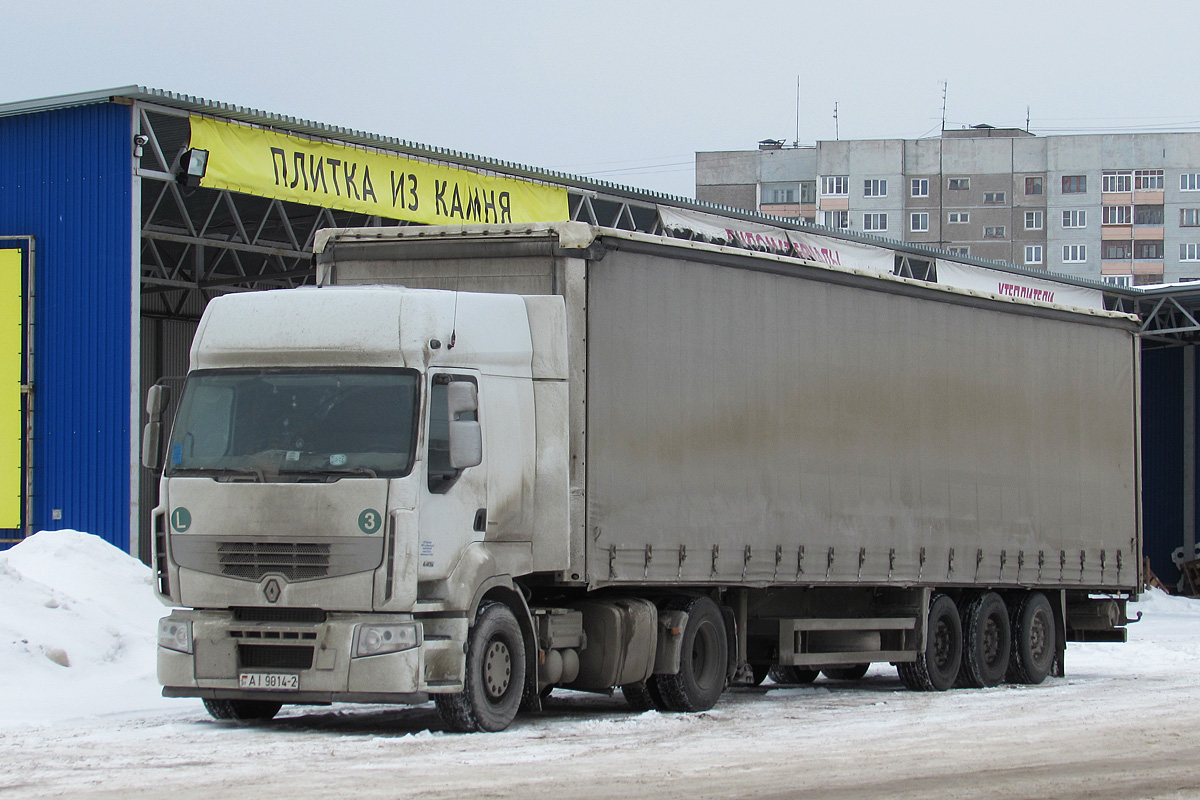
147;222;1141;732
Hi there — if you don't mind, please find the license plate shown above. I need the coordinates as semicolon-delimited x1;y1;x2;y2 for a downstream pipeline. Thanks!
239;672;299;691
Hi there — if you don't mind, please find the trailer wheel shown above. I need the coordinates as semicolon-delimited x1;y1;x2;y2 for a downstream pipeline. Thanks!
622;678;667;711
202;699;282;722
655;596;728;712
958;592;1011;688
435;601;526;732
897;593;961;691
1007;592;1056;685
822;664;870;681
767;665;820;685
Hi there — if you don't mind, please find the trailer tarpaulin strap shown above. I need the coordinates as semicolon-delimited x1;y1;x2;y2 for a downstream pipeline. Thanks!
657;206;895;273
935;260;1104;310
187;116;570;226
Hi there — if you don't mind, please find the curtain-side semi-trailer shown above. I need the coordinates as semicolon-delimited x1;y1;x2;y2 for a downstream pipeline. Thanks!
146;222;1140;732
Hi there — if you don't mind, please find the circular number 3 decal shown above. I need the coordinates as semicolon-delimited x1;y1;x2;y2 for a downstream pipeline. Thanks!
358;509;382;534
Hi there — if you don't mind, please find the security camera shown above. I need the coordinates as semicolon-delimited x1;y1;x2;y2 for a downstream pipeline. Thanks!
133;134;149;158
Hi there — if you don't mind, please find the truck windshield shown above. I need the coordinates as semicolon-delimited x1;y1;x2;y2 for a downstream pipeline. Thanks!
164;368;419;480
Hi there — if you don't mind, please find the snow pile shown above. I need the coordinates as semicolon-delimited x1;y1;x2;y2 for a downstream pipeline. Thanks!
0;530;175;726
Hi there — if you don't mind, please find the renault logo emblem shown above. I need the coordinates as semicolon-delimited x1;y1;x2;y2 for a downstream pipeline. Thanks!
262;578;282;603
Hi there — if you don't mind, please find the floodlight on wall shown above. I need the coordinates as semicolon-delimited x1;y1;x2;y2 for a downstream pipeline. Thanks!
177;149;209;187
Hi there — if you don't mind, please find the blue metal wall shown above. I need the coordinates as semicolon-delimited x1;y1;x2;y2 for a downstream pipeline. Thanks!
1141;346;1197;587
0;103;133;551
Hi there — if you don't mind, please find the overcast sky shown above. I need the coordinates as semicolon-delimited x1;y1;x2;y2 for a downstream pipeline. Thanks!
5;0;1199;198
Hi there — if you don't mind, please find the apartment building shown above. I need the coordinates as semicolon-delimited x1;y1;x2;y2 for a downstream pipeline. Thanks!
696;128;1200;286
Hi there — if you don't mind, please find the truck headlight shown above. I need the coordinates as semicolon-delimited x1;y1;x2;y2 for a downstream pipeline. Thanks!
353;623;422;657
158;618;193;654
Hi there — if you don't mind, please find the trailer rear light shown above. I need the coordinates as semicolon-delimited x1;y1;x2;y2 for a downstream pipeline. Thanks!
158;618;193;654
352;623;422;658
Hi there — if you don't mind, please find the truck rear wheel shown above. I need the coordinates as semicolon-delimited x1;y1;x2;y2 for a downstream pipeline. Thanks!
958;592;1011;688
436;601;526;733
897;593;961;691
1007;592;1056;685
202;699;282;722
654;596;728;712
822;664;870;681
767;665;820;684
622;678;667;711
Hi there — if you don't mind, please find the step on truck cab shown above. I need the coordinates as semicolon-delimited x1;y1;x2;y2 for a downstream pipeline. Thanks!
147;222;1141;731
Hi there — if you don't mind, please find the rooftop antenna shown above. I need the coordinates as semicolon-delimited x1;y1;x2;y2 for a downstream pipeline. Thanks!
794;75;800;146
1026;105;1031;132
834;102;839;141
940;81;948;132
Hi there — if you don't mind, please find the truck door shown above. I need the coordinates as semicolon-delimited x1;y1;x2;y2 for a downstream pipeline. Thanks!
418;371;487;581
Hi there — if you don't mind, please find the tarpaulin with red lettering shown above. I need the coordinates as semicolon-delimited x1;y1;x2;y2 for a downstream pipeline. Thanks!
935;260;1103;310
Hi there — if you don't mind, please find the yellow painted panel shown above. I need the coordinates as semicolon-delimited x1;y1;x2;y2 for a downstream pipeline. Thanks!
0;250;22;528
189;117;569;226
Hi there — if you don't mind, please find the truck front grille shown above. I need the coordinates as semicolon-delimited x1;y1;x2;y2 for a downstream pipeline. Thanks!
170;535;385;583
218;541;331;580
238;644;315;669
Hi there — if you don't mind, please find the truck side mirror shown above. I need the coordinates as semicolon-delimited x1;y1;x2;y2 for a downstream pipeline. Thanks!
141;384;171;471
447;381;482;469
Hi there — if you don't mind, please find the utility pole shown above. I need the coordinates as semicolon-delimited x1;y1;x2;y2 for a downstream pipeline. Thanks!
940;81;948;132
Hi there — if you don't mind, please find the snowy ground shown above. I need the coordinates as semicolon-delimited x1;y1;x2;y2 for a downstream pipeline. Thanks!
3;531;1200;799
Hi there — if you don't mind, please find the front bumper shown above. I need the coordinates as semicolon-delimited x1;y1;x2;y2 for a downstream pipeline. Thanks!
157;610;467;704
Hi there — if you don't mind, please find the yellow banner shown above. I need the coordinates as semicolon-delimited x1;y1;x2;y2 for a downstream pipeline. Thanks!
189;117;569;226
0;249;21;528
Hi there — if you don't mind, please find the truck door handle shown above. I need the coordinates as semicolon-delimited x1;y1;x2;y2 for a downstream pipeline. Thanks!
473;508;487;532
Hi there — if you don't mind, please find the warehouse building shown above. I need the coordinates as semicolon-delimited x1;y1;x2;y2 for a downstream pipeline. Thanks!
0;87;1196;591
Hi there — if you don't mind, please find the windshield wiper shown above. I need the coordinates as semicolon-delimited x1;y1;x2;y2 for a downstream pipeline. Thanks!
169;466;266;482
279;466;379;481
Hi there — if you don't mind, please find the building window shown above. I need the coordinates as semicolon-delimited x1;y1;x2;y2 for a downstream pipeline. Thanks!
760;182;798;204
1024;245;1044;265
1024;176;1044;195
1182;174;1200;192
948;177;970;190
1135;204;1164;225
911;178;929;198
948;211;969;223
821;176;848;196
1135;169;1164;190
800;181;817;204
910;212;930;232
1062;175;1087;194
864;179;887;198
1024;211;1044;230
984;226;1006;238
1135;240;1164;259
1103;240;1133;260
947;246;970;256
1063;244;1087;262
1181;243;1200;261
1102;171;1132;193
863;213;888;231
984;191;1006;204
1103;275;1133;288
822;210;848;229
1062;210;1087;228
1102;205;1133;225
1183;209;1200;227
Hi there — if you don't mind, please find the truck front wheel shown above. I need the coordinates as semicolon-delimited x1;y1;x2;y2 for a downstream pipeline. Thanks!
436;601;526;733
202;699;282;722
655;596;728;712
